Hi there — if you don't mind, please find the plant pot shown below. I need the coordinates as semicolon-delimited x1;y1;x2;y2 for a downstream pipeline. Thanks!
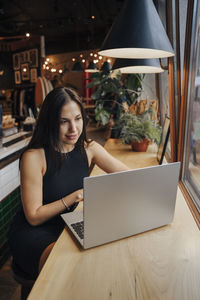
131;139;149;152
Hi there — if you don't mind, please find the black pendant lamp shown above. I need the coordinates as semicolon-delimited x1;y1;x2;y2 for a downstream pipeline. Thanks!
112;58;164;73
72;61;83;72
101;61;112;72
98;0;174;59
85;61;99;73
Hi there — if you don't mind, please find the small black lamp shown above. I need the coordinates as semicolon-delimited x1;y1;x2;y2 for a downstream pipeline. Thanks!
85;61;99;72
112;58;164;73
101;61;112;72
98;0;174;59
72;61;83;72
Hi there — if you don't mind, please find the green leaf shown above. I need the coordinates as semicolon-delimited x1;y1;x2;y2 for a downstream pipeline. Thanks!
91;87;102;100
86;78;101;88
95;109;111;126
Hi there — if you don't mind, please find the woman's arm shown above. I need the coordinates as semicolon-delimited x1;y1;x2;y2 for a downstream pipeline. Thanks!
86;141;130;173
20;149;83;226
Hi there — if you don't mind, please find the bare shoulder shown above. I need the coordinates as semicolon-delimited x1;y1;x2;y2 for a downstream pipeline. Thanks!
86;140;102;150
85;140;105;156
21;148;44;162
21;148;46;174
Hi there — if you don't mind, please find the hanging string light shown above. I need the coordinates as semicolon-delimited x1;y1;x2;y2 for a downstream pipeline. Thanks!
41;52;113;76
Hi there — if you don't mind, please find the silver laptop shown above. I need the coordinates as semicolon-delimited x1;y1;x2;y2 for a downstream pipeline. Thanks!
61;162;180;249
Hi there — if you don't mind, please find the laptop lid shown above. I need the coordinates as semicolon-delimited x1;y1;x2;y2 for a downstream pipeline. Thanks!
83;162;180;249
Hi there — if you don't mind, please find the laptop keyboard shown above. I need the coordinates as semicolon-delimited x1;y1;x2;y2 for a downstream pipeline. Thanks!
71;221;84;239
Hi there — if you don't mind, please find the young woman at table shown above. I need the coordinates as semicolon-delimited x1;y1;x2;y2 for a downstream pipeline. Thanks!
8;87;129;280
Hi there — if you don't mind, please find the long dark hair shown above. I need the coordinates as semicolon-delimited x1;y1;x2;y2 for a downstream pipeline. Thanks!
25;87;90;170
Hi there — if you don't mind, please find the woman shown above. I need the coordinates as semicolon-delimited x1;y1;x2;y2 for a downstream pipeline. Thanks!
8;87;129;280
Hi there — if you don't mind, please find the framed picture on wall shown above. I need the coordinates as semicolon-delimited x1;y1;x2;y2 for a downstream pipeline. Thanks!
14;71;21;84
13;53;20;70
30;68;37;83
29;48;38;67
20;52;25;64
21;63;30;81
157;117;170;164
24;51;30;62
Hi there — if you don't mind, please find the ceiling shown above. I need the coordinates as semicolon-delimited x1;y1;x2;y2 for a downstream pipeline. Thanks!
0;0;125;54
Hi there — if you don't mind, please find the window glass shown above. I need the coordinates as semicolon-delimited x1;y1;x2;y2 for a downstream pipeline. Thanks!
156;0;179;163
182;0;200;212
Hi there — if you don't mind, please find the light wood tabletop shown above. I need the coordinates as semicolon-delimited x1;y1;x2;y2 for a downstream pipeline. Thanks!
28;139;200;300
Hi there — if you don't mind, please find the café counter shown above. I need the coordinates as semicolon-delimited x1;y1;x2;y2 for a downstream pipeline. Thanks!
0;131;31;266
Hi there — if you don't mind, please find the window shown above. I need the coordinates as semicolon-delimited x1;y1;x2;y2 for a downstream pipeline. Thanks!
182;0;200;214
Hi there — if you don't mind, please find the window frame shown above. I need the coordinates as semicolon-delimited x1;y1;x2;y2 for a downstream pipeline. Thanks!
178;0;200;228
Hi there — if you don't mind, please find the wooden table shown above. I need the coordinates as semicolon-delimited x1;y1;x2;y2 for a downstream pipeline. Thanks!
28;139;200;300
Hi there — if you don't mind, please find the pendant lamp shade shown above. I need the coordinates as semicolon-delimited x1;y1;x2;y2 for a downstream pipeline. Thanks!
85;61;99;73
72;61;83;72
112;58;164;73
101;61;112;72
98;0;174;59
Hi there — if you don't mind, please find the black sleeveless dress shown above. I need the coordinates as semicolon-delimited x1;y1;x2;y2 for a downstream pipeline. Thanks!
8;146;89;279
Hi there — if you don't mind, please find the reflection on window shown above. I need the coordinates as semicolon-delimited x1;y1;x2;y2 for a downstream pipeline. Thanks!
183;3;200;213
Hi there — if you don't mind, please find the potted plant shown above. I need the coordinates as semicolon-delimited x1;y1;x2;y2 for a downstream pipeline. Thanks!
86;70;143;131
118;111;161;152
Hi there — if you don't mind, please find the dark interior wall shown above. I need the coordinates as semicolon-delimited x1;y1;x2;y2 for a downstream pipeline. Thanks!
0;53;14;89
